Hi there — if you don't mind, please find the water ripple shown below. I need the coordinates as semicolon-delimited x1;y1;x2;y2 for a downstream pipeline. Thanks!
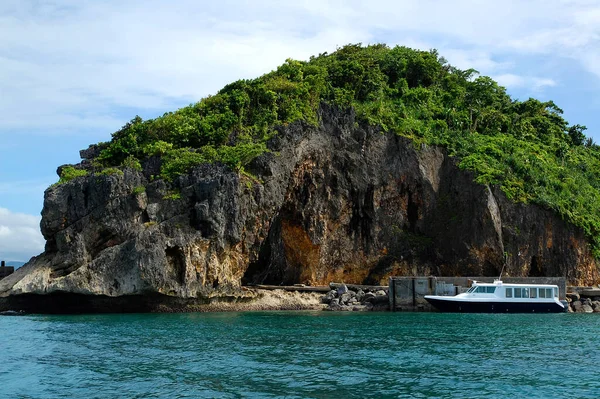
1;312;599;398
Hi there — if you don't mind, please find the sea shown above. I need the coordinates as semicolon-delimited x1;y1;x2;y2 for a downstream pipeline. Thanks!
1;311;598;398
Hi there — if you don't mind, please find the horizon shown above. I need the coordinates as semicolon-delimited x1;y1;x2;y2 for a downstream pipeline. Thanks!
2;0;600;261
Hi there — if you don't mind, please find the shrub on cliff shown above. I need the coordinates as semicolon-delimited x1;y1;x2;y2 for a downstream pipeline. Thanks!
98;167;124;177
85;44;599;257
160;148;213;180
121;155;142;171
57;166;88;184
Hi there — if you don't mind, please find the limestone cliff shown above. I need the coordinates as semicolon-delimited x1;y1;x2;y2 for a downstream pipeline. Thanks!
0;106;597;311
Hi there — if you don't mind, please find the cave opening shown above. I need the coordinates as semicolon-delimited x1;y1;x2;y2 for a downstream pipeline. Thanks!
529;255;543;277
165;246;186;285
407;191;418;232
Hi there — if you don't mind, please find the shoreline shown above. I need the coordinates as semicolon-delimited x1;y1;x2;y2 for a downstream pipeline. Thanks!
4;285;599;314
0;288;332;314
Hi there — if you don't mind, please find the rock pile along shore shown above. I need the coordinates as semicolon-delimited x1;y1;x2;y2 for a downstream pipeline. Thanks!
566;291;600;313
321;284;389;311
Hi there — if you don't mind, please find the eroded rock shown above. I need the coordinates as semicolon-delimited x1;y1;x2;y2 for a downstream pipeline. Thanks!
1;105;597;312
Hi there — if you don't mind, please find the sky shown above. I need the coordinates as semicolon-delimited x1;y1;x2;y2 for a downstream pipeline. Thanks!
1;0;600;261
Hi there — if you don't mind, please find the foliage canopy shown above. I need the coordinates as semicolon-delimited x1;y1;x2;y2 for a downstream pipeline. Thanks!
93;44;600;257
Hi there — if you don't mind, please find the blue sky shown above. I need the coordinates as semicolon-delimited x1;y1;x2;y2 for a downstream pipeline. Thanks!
1;0;600;261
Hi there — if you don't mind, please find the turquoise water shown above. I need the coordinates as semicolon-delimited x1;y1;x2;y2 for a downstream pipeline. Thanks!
1;312;598;398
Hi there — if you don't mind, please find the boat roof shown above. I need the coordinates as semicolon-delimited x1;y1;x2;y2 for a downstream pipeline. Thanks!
470;280;559;288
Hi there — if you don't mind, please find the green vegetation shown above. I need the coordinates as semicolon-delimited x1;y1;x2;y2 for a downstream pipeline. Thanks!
121;155;142;171
163;190;181;200
57;166;88;184
132;185;146;195
98;167;124;177
86;44;599;257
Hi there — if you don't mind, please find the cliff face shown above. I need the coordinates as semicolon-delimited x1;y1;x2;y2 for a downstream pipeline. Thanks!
1;106;597;306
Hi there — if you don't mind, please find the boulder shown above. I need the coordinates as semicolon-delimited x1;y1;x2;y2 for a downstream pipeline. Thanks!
340;292;352;305
321;290;337;304
363;292;376;302
566;292;580;302
336;284;349;295
356;289;365;301
582;304;594;313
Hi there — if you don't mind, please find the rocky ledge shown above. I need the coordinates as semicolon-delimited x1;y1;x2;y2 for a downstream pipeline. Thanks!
1;105;597;313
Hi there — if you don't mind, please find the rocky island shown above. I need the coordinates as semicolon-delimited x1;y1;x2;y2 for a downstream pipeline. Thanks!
1;44;598;313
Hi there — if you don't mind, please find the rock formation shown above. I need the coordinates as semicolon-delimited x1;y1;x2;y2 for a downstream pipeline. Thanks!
0;105;597;312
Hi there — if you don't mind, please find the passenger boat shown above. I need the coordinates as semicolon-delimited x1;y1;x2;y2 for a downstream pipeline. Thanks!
424;280;566;313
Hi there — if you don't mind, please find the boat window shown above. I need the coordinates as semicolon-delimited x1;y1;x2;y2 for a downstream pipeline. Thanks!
539;288;546;298
554;288;558;298
467;286;477;293
547;288;553;298
514;288;522;298
506;288;512;298
522;288;529;298
486;287;496;293
476;286;487;293
530;288;537;298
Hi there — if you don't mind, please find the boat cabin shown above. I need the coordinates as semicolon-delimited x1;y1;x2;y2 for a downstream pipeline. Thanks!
466;281;559;300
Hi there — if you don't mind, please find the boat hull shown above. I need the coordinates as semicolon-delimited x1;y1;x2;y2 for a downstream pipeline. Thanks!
425;297;565;313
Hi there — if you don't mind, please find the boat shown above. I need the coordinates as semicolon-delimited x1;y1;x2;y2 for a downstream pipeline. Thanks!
424;280;566;313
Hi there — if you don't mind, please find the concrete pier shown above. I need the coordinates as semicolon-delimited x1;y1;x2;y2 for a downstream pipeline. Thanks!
388;276;567;311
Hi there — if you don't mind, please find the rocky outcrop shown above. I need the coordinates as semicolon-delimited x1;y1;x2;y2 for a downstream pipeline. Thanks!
1;105;597;312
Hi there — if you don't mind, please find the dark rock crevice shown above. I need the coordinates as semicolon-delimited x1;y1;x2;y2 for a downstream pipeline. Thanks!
165;246;186;285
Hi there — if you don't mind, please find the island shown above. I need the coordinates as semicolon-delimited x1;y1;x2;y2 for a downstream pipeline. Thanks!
1;44;598;313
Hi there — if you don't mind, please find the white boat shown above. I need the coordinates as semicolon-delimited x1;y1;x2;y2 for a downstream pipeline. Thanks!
424;280;566;313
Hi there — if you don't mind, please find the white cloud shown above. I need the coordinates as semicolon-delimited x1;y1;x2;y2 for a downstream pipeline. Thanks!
495;74;525;89
531;78;558;91
0;207;45;262
0;0;599;136
495;74;557;91
439;49;512;73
